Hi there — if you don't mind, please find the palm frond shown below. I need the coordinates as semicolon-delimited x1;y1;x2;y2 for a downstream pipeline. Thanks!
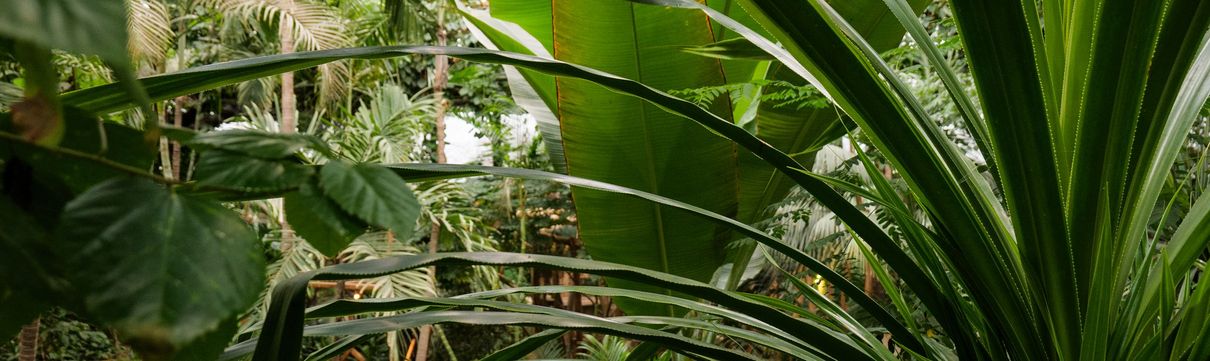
202;0;351;106
126;0;174;66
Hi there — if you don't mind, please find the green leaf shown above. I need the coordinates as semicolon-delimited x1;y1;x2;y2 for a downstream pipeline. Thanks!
879;0;989;162
2;108;155;193
172;317;240;361
0;0;152;134
544;0;738;316
457;3;565;174
738;0;1036;357
638;0;930;291
458;285;821;354
0;194;59;290
772;260;894;359
480;329;565;361
1162;187;1210;283
382;163;916;352
0;0;129;64
1090;4;1210;359
308;311;759;360
1122;0;1210;252
194;149;313;192
252;252;873;361
487;0;553;53
614;315;820;360
302;335;374;361
1063;4;1173;358
160;125;198;143
0;287;45;342
625;341;665;361
62;44;924;353
53;178;264;357
0;197;53;340
284;179;368;257
319;161;419;239
680;38;774;60
1171;269;1210;360
186;130;330;159
1120;7;1210;342
948;1;1072;356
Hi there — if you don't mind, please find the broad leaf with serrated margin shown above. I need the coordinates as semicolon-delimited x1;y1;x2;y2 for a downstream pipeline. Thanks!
194;149;312;192
187;130;329;159
54;178;263;358
319;161;419;240
2;108;155;193
284;179;368;257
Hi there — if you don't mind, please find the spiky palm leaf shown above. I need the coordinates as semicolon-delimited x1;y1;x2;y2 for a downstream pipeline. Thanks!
340;232;435;361
201;0;351;106
576;335;632;361
415;180;502;292
328;84;436;164
126;0;174;66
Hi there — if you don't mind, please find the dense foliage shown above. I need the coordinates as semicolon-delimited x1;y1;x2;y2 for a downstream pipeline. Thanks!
2;0;1210;360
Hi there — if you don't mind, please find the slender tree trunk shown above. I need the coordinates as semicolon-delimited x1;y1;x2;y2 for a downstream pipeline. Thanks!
518;182;528;254
158;102;173;179
864;262;877;294
415;6;449;361
277;0;297;251
278;0;296;134
172;97;184;179
171;3;188;180
18;317;39;361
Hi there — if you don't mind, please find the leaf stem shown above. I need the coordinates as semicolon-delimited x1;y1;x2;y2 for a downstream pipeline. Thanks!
0;130;172;183
0;130;263;195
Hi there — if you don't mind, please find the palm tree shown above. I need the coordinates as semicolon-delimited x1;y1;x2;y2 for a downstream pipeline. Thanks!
201;0;351;132
12;0;1210;359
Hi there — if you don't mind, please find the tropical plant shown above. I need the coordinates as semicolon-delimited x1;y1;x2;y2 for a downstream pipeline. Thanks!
203;0;352;111
3;0;1210;360
325;83;435;163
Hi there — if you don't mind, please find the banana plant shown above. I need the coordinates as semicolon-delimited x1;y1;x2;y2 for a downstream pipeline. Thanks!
460;0;927;313
2;0;1210;360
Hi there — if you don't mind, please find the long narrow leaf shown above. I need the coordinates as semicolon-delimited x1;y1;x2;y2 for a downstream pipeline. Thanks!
252;252;876;360
65;45;926;352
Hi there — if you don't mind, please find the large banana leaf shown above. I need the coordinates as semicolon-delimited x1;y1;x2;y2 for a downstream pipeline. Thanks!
466;3;739;315
476;0;930;298
502;1;741;316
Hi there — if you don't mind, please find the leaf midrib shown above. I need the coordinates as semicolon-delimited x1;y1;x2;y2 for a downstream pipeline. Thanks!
625;4;674;312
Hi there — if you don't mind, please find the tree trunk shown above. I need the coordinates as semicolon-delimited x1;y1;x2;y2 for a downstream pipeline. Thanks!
171;4;188;180
18;317;39;361
518;182;528;254
158;102;173;179
172;96;184;179
415;5;449;361
277;0;297;252
278;0;296;134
